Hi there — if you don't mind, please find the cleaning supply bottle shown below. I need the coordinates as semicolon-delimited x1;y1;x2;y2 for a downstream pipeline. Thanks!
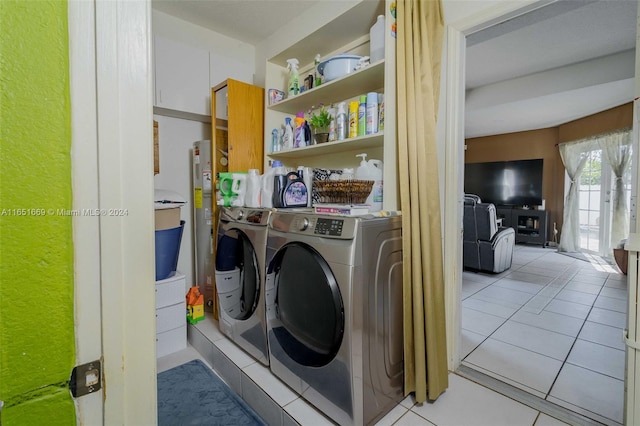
272;162;288;208
378;93;384;132
282;170;308;207
303;120;312;146
369;15;385;63
328;105;337;141
349;101;359;138
261;160;283;208
314;54;322;87
356;153;384;212
286;58;300;98
246;169;261;208
282;117;294;150
358;95;367;136
271;128;281;153
336;102;347;141
294;112;306;148
366;92;379;134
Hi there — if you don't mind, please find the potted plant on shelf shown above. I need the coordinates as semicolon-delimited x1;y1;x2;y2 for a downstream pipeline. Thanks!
307;105;332;144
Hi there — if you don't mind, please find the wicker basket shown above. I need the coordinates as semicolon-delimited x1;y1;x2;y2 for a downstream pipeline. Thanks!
313;179;373;204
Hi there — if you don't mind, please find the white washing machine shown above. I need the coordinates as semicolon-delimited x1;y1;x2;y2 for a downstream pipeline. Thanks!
215;207;271;366
265;211;404;425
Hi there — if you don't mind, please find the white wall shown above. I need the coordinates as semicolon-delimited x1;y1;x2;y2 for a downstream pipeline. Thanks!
153;116;210;291
153;9;256;85
253;1;359;86
152;10;257;289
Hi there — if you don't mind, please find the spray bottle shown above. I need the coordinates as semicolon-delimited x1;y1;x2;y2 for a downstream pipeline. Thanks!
286;58;300;98
282;117;294;150
271;129;281;153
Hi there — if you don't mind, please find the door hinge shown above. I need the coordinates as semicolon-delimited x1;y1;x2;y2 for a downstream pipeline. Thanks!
70;360;102;398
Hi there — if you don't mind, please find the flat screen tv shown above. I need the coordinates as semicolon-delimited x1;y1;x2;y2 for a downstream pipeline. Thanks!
464;159;543;206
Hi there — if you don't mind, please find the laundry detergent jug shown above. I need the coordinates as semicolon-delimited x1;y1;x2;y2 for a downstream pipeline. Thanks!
274;171;307;208
355;153;383;212
218;172;247;207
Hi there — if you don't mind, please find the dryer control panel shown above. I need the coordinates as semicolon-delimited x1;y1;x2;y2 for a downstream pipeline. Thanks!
314;218;344;236
273;213;358;240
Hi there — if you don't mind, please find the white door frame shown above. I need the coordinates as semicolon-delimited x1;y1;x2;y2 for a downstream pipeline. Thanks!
68;1;103;423
69;0;157;423
442;0;548;371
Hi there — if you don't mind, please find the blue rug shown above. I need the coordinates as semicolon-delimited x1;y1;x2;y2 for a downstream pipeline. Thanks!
157;359;266;426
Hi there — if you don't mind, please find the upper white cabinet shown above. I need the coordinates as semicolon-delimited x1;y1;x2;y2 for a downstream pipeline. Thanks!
154;35;211;115
264;0;398;210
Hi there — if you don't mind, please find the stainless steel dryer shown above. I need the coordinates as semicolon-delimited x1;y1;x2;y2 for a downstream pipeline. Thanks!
265;211;404;426
215;207;271;366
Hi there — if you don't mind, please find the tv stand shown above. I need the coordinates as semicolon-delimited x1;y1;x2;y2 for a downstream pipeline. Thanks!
496;207;548;245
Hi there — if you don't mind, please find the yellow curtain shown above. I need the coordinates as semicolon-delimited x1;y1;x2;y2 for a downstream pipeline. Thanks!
396;0;448;402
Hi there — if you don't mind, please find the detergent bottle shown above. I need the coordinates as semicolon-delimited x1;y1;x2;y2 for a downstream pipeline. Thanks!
261;160;283;208
355;153;383;212
286;58;300;98
282;171;308;208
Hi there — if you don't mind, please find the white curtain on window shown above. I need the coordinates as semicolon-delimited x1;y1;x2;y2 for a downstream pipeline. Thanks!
599;128;632;250
558;139;597;252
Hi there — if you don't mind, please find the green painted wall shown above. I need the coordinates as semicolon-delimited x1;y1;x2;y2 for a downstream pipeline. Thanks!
0;1;76;424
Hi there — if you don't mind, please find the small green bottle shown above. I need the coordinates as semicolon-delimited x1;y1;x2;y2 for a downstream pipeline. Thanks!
357;95;366;136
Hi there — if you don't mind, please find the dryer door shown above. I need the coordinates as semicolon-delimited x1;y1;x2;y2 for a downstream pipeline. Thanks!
270;242;344;367
215;228;259;320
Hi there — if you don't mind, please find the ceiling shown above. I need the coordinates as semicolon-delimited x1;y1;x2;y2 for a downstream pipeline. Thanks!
465;0;637;138
152;0;637;138
152;0;315;45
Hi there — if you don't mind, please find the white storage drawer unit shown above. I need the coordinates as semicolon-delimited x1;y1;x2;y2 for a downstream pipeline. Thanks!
155;272;186;358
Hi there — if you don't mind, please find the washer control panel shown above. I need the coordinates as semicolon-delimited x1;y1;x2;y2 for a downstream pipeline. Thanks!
314;218;344;236
276;213;358;240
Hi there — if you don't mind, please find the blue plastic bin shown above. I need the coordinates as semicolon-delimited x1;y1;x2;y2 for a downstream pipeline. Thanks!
155;220;185;281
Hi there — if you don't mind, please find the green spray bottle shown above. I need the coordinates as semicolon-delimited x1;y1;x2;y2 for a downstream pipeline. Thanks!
286;58;300;98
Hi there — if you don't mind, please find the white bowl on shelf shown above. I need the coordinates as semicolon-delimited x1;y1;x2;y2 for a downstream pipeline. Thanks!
317;54;362;82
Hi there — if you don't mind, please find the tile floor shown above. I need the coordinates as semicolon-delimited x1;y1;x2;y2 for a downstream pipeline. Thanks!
160;313;577;425
462;245;627;425
157;245;626;426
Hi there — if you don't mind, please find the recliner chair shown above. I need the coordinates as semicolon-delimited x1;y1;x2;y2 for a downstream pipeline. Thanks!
463;194;515;273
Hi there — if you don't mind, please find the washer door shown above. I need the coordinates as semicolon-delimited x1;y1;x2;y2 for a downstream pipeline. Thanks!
215;229;259;321
270;242;344;367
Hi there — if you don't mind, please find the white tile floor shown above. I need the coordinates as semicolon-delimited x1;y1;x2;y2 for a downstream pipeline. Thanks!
159;315;576;425
462;245;626;425
158;341;575;426
157;245;625;425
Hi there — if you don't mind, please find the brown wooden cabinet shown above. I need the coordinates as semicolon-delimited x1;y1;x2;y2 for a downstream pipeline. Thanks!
208;78;264;318
211;79;264;178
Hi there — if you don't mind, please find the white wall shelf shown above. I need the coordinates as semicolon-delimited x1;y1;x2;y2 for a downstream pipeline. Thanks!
267;60;385;114
269;133;383;160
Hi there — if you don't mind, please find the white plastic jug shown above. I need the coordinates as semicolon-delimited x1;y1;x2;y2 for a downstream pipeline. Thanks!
356;153;383;212
230;173;247;207
245;169;261;208
261;160;283;208
369;15;385;63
